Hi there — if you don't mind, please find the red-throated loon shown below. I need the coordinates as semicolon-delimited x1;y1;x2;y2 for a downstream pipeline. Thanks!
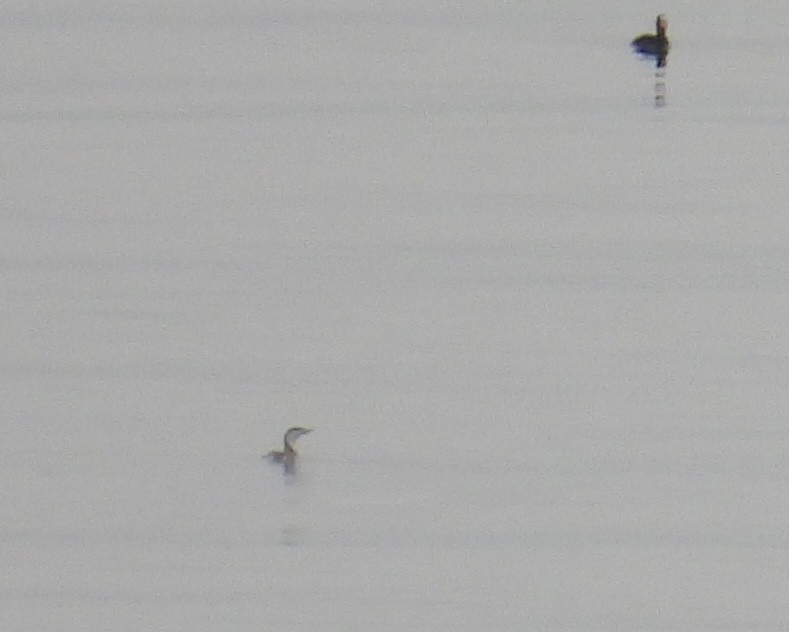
632;15;670;66
264;427;312;474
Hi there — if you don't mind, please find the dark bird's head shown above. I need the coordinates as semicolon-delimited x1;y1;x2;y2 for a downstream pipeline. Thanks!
656;15;668;38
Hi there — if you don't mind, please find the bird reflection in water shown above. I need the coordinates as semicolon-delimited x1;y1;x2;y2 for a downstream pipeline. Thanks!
631;14;670;107
280;524;304;547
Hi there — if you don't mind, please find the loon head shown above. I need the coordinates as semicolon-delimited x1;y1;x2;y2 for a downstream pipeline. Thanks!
284;426;312;450
656;15;668;37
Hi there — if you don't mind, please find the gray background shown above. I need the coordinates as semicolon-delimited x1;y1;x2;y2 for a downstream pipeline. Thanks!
3;1;788;629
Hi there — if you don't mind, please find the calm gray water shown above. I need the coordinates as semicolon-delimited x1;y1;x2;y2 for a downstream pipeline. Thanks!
3;1;788;630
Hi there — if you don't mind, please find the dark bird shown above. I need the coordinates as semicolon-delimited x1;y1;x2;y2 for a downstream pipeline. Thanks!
632;14;670;67
264;427;312;474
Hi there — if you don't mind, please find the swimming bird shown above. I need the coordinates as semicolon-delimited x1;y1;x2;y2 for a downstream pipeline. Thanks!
264;427;312;474
632;15;670;66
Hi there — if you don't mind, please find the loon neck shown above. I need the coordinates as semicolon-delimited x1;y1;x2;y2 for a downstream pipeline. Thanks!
656;16;667;39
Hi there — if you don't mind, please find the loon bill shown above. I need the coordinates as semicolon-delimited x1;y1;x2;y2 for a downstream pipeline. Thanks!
264;427;313;474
